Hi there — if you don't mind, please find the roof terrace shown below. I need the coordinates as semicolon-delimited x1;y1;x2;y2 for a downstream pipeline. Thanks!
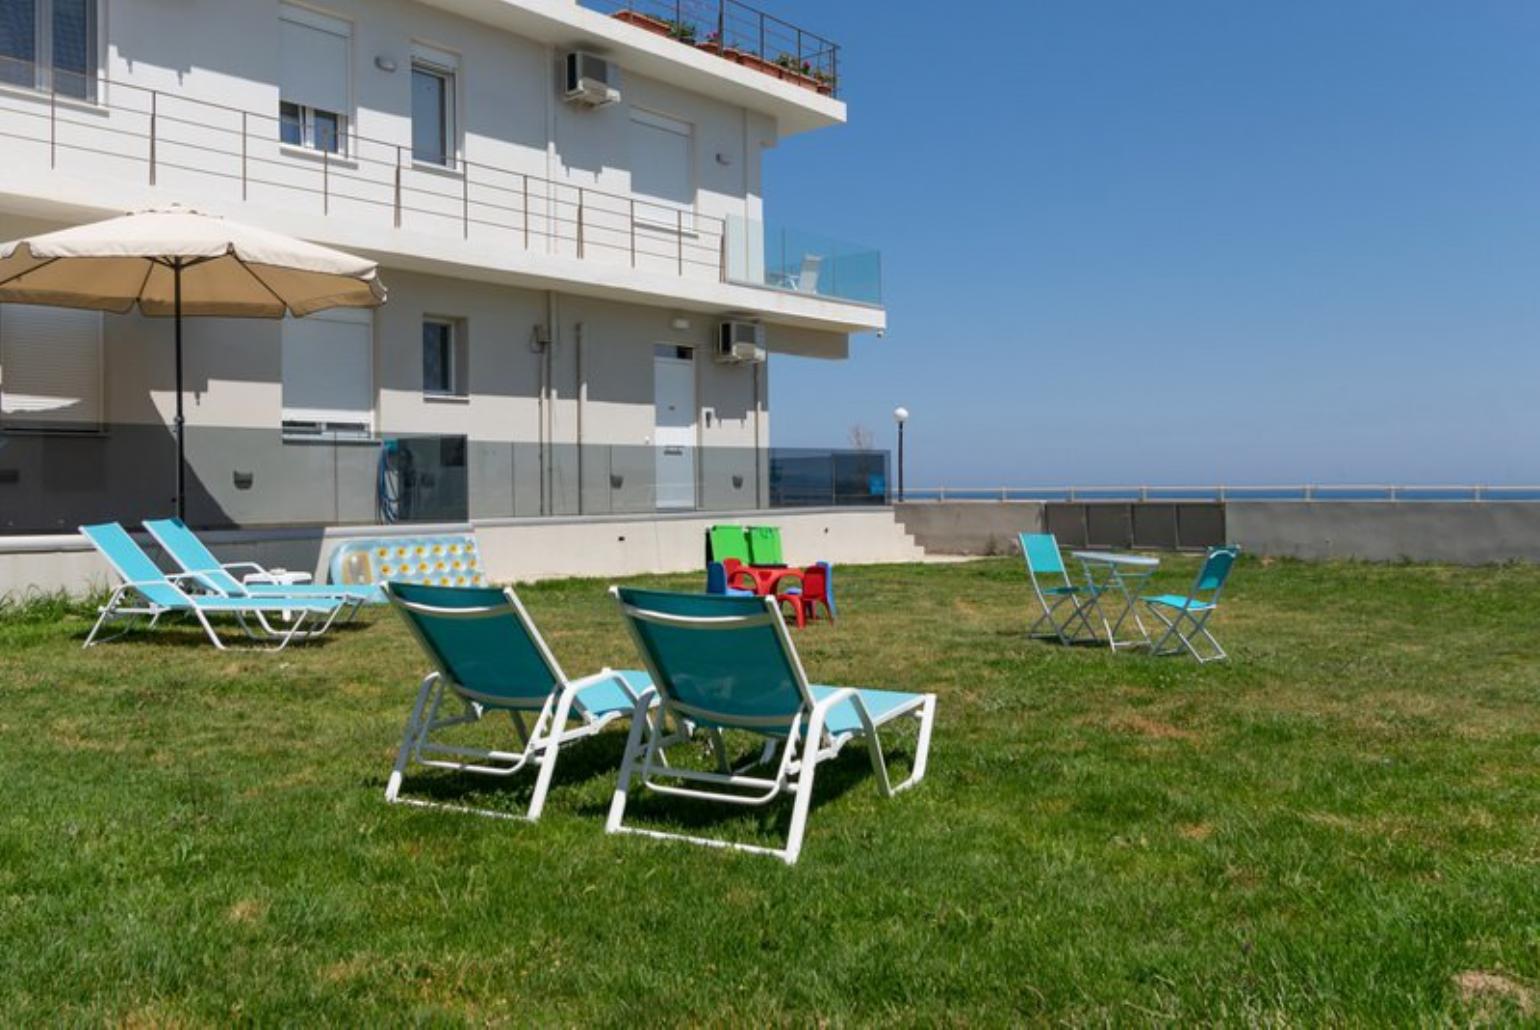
582;0;841;97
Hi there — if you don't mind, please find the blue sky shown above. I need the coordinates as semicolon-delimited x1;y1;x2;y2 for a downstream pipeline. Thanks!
763;0;1540;487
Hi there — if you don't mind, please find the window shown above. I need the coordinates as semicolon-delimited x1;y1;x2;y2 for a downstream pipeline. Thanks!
281;308;373;436
0;0;98;100
422;317;466;397
279;100;344;153
628;109;694;227
0;303;103;430
411;44;457;168
278;3;350;155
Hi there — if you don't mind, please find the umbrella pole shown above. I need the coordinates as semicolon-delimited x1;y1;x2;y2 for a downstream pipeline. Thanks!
174;260;185;521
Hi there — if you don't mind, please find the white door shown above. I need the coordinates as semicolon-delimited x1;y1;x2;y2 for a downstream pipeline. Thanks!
653;344;697;510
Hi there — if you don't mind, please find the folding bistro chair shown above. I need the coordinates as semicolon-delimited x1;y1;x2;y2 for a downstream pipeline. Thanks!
383;582;656;821
1141;546;1240;663
607;588;936;865
144;518;381;610
80;523;347;650
1019;532;1099;645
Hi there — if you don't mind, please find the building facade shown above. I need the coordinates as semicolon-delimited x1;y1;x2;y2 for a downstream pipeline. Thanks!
0;0;885;533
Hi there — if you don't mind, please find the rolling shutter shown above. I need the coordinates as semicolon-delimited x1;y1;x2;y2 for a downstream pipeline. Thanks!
628;109;694;214
281;308;373;431
279;3;350;114
0;303;103;429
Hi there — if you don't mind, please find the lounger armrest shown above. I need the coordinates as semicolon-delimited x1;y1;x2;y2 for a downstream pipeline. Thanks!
567;668;657;707
219;561;268;575
117;577;195;604
807;686;859;745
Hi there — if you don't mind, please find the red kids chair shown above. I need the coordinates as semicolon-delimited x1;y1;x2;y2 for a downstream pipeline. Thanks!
775;561;836;628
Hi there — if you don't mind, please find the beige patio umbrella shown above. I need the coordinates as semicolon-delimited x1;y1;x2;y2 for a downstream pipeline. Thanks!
0;205;386;519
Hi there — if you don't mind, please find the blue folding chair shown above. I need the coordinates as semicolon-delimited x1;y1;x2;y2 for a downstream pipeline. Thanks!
1019;533;1099;645
384;582;655;821
607;588;936;865
1141;546;1240;663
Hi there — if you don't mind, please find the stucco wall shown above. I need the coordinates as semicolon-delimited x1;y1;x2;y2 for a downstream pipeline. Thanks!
893;502;1046;556
0;507;927;598
1226;502;1540;564
896;500;1540;565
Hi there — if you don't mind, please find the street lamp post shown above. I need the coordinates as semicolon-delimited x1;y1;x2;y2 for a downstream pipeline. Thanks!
893;406;909;502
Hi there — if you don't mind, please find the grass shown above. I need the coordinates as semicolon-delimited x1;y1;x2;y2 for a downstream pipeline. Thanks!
2;555;1539;1023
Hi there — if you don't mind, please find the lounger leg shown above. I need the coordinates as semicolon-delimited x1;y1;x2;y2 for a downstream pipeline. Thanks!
781;719;826;865
194;609;229;650
892;694;937;794
525;686;581;821
83;607;117;649
605;693;656;836
387;674;438;803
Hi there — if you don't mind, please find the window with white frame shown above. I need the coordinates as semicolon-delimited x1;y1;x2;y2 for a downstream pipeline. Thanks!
278;3;350;155
280;308;373;436
628;108;694;228
410;44;456;168
0;303;103;430
421;317;466;397
0;0;98;99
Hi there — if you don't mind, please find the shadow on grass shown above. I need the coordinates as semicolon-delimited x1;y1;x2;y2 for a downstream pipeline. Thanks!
383;729;635;812
572;740;923;845
381;721;925;847
70;615;358;651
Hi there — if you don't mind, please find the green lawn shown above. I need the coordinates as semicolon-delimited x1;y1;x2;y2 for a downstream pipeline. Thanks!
3;556;1539;1023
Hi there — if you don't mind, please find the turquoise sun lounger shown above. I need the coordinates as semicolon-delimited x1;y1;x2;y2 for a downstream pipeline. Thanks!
143;518;382;608
383;582;657;822
81;523;347;651
607;587;937;865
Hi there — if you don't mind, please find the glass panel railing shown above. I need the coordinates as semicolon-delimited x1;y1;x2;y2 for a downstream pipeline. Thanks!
725;216;882;305
0;427;889;535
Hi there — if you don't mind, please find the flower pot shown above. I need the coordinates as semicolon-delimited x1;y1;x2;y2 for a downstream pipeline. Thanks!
612;10;672;37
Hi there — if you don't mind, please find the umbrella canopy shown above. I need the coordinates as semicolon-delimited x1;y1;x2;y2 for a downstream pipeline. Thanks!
0;205;387;519
0;205;385;316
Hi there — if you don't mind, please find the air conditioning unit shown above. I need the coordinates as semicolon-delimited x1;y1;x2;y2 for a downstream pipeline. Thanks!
717;321;767;364
564;51;620;107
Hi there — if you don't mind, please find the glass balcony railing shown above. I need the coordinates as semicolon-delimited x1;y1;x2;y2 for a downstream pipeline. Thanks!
724;216;882;306
0;425;891;534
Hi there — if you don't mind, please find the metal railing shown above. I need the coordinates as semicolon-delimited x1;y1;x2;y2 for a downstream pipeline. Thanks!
586;0;839;96
905;485;1540;503
0;57;729;280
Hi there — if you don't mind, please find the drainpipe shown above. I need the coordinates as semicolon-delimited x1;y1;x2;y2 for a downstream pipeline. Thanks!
753;359;763;509
575;321;585;515
543;291;559;514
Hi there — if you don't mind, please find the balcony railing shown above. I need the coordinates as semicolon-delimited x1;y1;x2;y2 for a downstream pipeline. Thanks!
0;59;876;298
584;0;840;97
724;216;882;305
0;424;890;533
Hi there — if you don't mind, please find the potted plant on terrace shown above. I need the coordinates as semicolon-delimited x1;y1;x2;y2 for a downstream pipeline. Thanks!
612;9;673;37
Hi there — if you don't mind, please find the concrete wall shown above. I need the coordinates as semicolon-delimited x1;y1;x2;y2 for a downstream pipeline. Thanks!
896;500;1540;566
893;502;1045;556
0;506;928;598
1227;502;1540;564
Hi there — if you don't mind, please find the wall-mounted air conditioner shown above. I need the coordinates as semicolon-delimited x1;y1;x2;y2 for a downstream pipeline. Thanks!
564;52;620;107
717;321;767;363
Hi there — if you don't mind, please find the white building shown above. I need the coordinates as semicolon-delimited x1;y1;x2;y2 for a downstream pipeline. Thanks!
0;0;890;542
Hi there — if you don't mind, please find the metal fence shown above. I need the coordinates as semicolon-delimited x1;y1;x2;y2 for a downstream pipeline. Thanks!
905;485;1540;503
